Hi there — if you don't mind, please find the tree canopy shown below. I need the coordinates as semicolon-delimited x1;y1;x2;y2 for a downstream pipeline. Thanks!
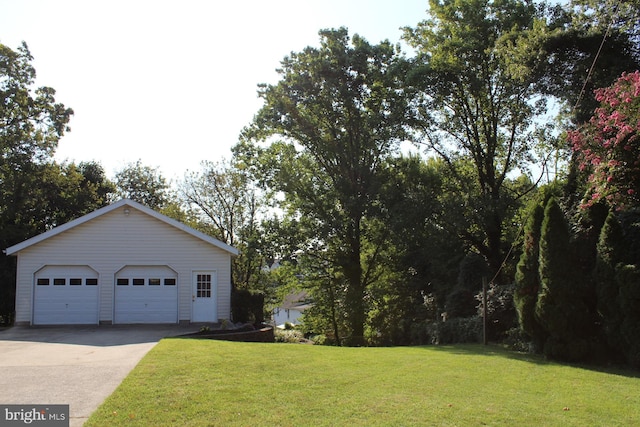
568;71;640;208
114;159;172;209
3;2;640;361
236;27;409;344
541;0;640;122
0;42;97;324
403;0;547;276
182;159;271;292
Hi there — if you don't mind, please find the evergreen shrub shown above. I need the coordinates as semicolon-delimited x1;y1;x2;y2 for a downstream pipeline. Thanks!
445;287;477;318
514;203;546;348
231;288;265;324
595;211;626;355
617;264;640;368
536;198;591;361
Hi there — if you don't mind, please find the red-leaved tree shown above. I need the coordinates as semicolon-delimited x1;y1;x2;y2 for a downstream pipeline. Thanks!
568;71;640;208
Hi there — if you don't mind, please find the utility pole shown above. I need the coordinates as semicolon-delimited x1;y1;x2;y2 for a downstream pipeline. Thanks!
482;277;488;345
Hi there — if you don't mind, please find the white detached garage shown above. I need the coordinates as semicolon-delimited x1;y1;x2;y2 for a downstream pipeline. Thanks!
5;199;239;325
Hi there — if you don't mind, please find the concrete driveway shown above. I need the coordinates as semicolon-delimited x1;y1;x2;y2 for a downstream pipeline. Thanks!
0;324;199;426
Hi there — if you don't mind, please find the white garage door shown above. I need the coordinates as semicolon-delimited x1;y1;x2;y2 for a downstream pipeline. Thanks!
114;266;178;324
33;265;99;325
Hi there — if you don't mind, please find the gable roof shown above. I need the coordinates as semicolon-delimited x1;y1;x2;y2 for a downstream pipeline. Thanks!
4;199;239;256
279;291;310;310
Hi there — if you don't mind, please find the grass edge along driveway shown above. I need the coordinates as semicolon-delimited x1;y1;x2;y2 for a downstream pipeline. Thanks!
86;340;640;426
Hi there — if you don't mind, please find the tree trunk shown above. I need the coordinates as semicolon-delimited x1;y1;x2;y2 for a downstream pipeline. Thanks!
486;211;503;282
344;258;365;346
342;218;366;346
328;278;342;347
485;187;505;284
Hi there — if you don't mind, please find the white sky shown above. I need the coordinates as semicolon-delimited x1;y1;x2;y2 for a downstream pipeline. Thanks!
1;0;428;182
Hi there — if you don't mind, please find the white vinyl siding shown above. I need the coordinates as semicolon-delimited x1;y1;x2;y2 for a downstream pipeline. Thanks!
12;205;232;325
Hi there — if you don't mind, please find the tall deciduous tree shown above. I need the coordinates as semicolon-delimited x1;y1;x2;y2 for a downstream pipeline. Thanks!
76;161;116;207
0;42;73;167
367;155;463;345
570;0;640;39
34;161;114;229
235;28;408;344
542;0;640;123
1;41;75;323
403;0;548;278
1;42;73;241
181;159;268;291
114;160;172;209
182;159;256;248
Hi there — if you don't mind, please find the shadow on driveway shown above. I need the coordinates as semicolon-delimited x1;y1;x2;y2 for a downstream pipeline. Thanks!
0;324;202;346
0;324;206;427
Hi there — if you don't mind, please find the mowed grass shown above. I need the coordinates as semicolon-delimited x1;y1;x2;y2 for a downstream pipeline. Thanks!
86;340;640;426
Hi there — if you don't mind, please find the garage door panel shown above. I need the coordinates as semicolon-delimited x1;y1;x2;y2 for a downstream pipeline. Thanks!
34;299;98;325
115;291;176;323
33;266;99;325
114;266;177;324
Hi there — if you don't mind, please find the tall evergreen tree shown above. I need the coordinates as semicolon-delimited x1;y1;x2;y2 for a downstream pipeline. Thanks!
514;203;546;350
536;197;591;361
594;210;626;357
617;264;640;368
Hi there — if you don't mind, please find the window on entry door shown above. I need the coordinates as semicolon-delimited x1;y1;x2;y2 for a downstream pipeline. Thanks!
196;274;212;298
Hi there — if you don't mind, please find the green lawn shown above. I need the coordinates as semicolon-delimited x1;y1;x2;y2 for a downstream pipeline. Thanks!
86;340;640;426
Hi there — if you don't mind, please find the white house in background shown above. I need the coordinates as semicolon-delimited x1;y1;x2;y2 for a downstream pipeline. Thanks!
5;199;239;326
272;290;312;328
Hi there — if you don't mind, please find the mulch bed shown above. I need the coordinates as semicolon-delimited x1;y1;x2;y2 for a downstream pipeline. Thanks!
179;324;275;343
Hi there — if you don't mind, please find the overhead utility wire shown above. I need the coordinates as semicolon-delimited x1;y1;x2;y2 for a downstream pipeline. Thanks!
489;6;619;286
573;2;619;111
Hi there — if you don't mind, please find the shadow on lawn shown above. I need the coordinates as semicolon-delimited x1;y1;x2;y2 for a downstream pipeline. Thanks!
418;343;640;379
418;343;550;365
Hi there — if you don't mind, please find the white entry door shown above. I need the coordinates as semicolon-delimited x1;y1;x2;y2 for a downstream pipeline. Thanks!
192;271;217;322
